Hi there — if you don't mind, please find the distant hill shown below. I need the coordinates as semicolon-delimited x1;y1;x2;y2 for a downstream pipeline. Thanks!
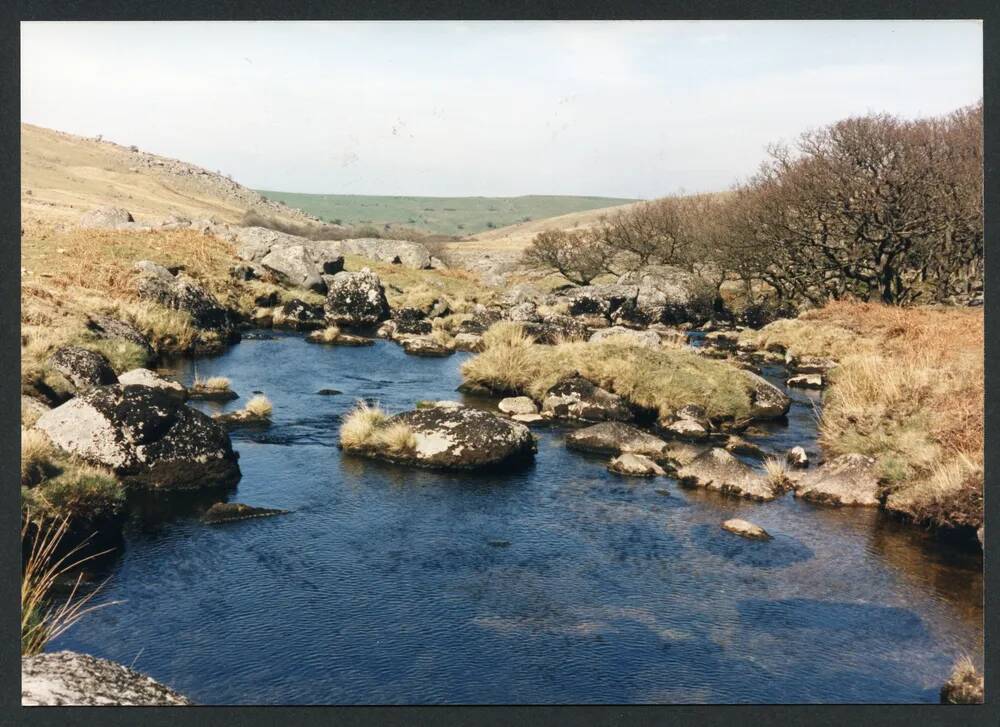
21;124;318;227
253;192;640;237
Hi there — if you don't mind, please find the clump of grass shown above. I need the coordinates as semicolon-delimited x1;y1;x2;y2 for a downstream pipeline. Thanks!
339;401;415;453
21;514;117;656
940;655;984;704
22;461;125;525
763;456;791;489
74;336;150;373
194;375;231;391
110;300;198;354
462;322;753;420
244;395;273;419
21;429;56;486
312;326;342;343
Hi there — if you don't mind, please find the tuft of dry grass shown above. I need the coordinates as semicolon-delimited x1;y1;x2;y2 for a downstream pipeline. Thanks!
244;395;273;419
21;514;117;656
462;322;753;420
22;459;125;525
195;375;231;391
312;326;341;343
339;401;416;453
763;456;791;488
940;655;984;704
21;429;55;486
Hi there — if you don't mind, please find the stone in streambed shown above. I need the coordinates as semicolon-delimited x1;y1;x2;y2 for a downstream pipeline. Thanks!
565;421;669;460
498;396;538;416
202;502;288;524
792;453;880;507
677;448;779;501
721;518;771;540
607;453;666;477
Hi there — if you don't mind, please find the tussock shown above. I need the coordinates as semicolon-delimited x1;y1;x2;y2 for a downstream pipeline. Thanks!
195;375;231;391
244;395;273;419
763;456;791;488
339;401;415;453
462;322;753;420
21;429;55;486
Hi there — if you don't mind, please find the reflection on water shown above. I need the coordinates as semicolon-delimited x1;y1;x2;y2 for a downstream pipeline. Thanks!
52;332;982;704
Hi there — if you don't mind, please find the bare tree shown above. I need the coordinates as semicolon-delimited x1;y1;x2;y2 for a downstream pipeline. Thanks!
521;229;612;286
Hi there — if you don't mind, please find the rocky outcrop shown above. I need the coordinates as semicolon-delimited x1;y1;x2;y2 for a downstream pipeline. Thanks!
133;261;239;347
77;206;135;229
22;651;191;706
261;244;339;293
792;453;880;507
541;376;632;423
521;315;590;344
323;269;390;328
721;518;771;540
565;421;669;459
35;384;240;489
345;406;535;470
392;307;433;336
202;502;288;524
608;453;666;477
319;238;432;269
47;347;118;392
677;448;779;501
117;368;187;401
84;315;154;362
617;265;703;325
741;371;791;420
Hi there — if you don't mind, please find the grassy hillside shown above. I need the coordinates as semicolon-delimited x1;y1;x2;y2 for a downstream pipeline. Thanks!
253;192;639;236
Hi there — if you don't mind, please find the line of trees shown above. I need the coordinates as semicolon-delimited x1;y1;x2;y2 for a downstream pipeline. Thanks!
523;101;983;307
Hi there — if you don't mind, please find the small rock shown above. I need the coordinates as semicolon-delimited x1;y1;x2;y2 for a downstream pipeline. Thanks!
565;421;669;459
498;396;538;416
608;453;666;477
400;337;453;357
741;370;791;420
725;435;766;459
786;446;809;468
664;418;709;441
721;518;771;540
202;502;288;524
77;206;134;229
316;389;341;396
787;374;824;389
453;333;485;352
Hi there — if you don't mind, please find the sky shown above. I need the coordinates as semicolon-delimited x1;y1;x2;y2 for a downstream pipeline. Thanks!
21;20;983;199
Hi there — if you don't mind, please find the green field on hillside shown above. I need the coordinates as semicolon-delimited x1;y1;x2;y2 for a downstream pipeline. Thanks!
254;192;639;236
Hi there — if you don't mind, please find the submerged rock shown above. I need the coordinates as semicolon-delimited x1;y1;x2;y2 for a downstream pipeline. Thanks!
608;452;666;477
316;388;342;396
305;330;373;346
541;376;632;423
677;448;779;501
721;518;771;540
22;651;191;706
202;502;288;524
565;421;669;459
47;347;118;392
324;268;390;328
345;406;535;470
117;368;187;401
792;453;880;507
35;384;241;489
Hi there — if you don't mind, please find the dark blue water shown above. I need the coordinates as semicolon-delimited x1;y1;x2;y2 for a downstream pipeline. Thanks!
53;333;983;704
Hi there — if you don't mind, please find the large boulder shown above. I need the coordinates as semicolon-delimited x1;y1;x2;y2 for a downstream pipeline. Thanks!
47;347;118;391
274;299;326;330
741;370;791;420
35;384;241;489
77;206;134;229
133;261;239;345
565;421;669;459
260;244;328;293
323;268;390;328
345;406;535;470
319;238;432;269
116;368;187;401
522;315;590;344
677;448;779;501
541;376;632;423
22;651;191;706
84;315;154;362
792;453;881;507
616;265;702;324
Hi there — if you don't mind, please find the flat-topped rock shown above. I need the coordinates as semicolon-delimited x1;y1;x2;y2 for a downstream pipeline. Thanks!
22;651;191;706
793;453;880;506
565;421;669;459
202;502;288;524
721;518;771;540
498;396;538;416
608;453;666;477
677;448;779;501
541;376;632;423
117;368;187;401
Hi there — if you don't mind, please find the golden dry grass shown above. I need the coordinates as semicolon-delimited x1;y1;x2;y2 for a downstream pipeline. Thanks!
763;456;791;488
462;322;753;421
195;375;231;391
21;428;55;486
244;395;273;419
745;301;983;528
339;401;416;453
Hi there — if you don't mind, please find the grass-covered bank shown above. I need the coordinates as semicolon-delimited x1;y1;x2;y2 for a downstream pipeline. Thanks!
461;322;754;422
740;301;983;531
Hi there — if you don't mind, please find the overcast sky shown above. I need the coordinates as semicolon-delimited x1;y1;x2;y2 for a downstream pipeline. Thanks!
21;20;982;199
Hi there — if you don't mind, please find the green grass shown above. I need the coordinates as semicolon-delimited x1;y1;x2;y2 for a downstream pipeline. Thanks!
254;193;639;237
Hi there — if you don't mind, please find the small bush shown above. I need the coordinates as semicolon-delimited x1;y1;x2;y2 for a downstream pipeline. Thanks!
244;395;273;419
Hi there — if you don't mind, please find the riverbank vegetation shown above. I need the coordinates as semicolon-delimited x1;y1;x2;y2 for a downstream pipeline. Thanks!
461;322;753;421
743;301;983;530
340;402;416;453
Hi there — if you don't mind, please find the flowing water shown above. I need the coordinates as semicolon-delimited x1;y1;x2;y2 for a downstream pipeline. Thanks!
52;333;983;704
